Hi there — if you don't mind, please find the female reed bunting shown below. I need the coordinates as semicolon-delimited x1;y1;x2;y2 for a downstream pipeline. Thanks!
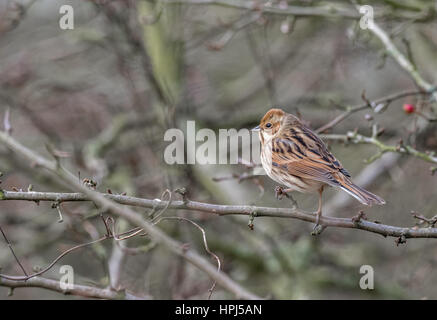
253;108;385;228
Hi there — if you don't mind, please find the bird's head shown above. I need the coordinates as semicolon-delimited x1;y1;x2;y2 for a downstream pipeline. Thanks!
252;108;286;141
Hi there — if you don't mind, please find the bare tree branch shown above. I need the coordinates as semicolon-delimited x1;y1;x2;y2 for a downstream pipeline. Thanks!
316;89;430;133
0;131;261;300
368;20;437;102
1;189;437;240
322;130;437;165
0;276;137;299
162;0;431;20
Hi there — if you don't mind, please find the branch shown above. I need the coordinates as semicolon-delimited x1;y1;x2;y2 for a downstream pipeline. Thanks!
155;216;221;299
317;18;436;133
1;190;437;240
368;18;437;102
162;0;430;20
0;131;260;300
0;276;131;299
0;226;28;277
315;89;429;133
164;0;360;18
322;130;437;165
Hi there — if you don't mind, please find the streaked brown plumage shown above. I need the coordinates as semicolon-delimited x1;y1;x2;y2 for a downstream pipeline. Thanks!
253;108;385;226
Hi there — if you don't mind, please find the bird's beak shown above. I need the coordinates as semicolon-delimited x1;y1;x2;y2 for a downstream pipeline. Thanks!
251;126;260;132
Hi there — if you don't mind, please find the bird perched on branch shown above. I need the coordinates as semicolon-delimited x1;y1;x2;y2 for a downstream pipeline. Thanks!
253;108;385;229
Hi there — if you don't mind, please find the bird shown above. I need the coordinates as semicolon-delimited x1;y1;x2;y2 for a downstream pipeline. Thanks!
252;108;385;228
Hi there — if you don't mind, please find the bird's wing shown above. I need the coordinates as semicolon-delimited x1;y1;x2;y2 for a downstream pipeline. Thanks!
270;118;350;186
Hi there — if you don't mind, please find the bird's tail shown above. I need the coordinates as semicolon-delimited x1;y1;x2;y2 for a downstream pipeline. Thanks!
339;178;385;206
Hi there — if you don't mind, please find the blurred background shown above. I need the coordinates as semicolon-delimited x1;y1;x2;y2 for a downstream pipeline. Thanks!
1;0;437;299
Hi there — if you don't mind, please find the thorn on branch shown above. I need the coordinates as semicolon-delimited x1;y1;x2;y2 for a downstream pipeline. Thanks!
395;233;407;246
174;187;189;203
51;201;64;223
361;90;374;108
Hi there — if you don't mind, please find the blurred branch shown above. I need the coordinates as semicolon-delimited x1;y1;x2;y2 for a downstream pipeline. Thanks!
108;242;127;292
316;89;429;133
0;131;260;300
0;276;130;299
95;2;171;107
322;130;437;165
368;19;437;103
2;189;437;241
199;11;260;51
163;0;432;20
0;0;37;34
245;27;277;105
164;0;359;18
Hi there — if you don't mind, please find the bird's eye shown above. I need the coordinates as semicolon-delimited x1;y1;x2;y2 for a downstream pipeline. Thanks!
265;123;272;128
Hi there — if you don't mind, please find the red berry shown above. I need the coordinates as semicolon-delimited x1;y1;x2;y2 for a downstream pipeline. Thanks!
403;104;415;114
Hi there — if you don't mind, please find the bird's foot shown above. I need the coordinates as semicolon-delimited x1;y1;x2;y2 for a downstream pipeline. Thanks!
274;186;286;200
310;211;325;235
274;186;298;208
311;224;325;236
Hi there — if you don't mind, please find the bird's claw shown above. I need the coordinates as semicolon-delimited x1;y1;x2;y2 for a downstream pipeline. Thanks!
275;186;285;200
311;224;324;236
275;186;298;208
311;212;325;235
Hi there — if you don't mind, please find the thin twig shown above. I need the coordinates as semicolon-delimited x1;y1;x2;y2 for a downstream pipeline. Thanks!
154;216;221;300
316;89;429;133
0;226;28;277
0;236;106;281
